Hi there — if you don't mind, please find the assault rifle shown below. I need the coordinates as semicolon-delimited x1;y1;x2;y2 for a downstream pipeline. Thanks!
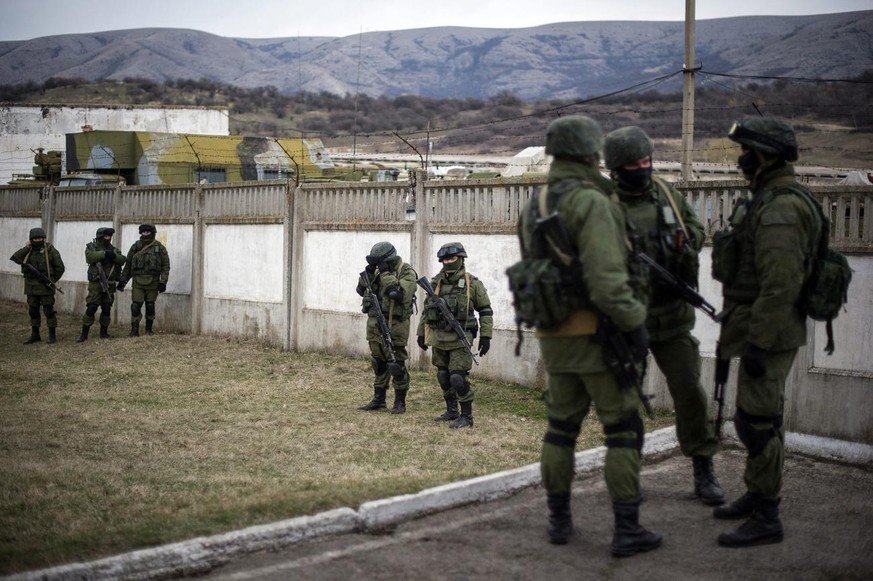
713;347;730;441
21;262;64;294
361;271;403;377
632;250;719;321
95;261;111;294
595;315;655;418
416;276;479;366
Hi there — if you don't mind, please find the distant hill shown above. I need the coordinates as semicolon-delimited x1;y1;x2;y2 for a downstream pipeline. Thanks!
1;11;871;100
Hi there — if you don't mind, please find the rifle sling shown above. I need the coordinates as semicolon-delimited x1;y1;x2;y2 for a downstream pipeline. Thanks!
652;176;689;240
22;244;56;288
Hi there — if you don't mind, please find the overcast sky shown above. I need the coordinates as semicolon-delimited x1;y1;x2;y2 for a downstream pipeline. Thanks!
0;0;870;41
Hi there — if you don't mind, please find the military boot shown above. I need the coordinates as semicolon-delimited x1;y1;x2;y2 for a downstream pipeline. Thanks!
714;492;758;520
24;327;41;344
547;493;574;545
692;456;725;506
129;323;140;337
358;387;387;411
99;325;111;339
76;325;90;343
389;389;407;414
47;327;57;344
717;496;783;547
145;319;154;336
611;498;663;557
448;401;474;429
434;396;460;422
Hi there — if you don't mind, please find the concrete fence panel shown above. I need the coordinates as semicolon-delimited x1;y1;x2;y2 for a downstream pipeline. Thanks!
1;177;871;443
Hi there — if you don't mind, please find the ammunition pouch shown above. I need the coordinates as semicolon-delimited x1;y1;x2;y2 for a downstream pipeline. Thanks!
506;258;576;330
711;229;739;284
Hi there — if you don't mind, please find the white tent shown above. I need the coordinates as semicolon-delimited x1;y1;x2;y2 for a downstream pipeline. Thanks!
838;170;873;185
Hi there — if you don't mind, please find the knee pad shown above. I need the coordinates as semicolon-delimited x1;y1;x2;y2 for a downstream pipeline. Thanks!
100;304;112;317
436;368;451;390
85;303;99;317
371;357;388;376
145;301;156;318
603;411;644;452
543;417;581;449
734;408;782;458
43;305;55;318
449;370;469;396
388;360;406;380
131;302;143;317
28;306;40;319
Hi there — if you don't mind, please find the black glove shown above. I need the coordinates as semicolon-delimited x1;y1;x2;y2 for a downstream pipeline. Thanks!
742;344;767;378
378;260;390;273
478;336;491;356
627;324;649;361
116;280;127;292
104;249;116;262
364;263;377;275
417;335;428;351
386;284;402;301
157;282;167;293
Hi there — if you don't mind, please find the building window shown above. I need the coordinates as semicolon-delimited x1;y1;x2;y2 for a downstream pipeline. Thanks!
195;168;227;183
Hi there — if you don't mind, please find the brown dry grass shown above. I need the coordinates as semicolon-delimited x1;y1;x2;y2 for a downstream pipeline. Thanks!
0;298;673;574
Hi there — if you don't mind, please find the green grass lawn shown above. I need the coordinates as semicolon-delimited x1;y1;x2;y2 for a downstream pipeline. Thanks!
0;298;673;574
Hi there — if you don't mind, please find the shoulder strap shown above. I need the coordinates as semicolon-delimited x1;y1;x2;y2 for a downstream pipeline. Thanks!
653;176;689;240
132;241;156;260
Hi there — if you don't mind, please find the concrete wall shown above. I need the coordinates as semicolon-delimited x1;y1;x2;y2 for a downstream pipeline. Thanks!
0;105;229;184
1;176;871;443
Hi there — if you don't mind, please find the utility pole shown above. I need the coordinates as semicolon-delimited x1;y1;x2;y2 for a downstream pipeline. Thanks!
681;0;697;181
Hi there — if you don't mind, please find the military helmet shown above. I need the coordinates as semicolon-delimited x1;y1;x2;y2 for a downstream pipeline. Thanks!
96;227;115;237
139;223;156;234
437;242;467;261
366;241;397;265
29;227;46;239
545;115;603;158
728;117;798;162
603;126;654;170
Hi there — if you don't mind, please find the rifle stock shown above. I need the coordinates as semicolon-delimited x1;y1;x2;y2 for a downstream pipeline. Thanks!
416;276;479;365
23;262;64;294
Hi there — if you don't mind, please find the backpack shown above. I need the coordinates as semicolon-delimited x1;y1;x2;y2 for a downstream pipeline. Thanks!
795;189;853;354
506;183;591;350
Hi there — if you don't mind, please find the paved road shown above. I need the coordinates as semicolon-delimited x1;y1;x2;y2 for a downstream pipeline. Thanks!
194;447;873;581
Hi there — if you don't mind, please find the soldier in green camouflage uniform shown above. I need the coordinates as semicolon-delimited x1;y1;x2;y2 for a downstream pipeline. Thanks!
416;242;493;429
117;224;170;336
77;227;127;341
355;242;419;414
711;117;820;548
9;227;66;344
603;126;724;506
517;116;661;556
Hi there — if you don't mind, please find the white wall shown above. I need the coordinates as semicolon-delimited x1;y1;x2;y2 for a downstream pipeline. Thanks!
204;224;283;302
427;234;521;330
0;217;42;274
303;230;413;313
